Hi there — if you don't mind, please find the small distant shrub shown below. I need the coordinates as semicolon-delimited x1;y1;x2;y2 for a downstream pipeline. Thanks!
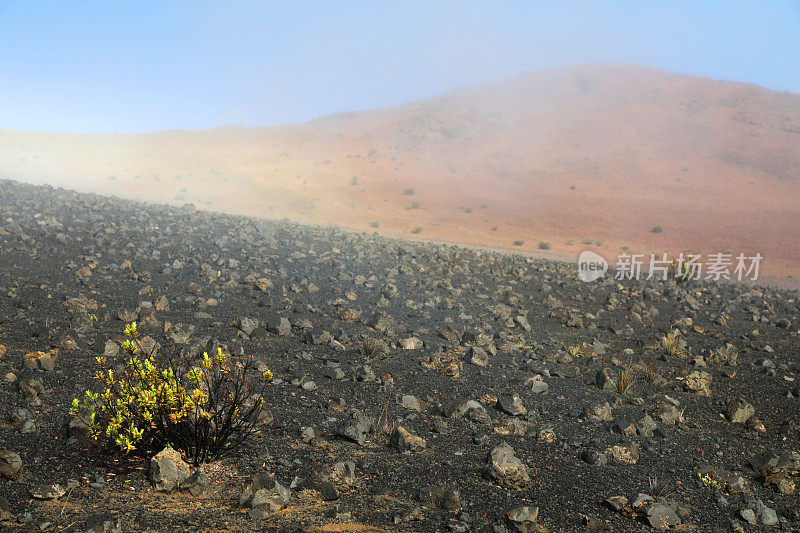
513;240;525;247
350;176;359;186
668;254;701;282
582;238;593;245
410;226;423;234
537;241;551;250
708;343;738;365
651;225;663;233
70;323;272;464
565;239;574;246
698;472;721;490
621;245;629;250
403;188;415;195
480;202;488;209
369;221;380;228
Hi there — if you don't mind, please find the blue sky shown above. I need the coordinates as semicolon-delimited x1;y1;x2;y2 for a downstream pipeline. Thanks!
1;0;798;133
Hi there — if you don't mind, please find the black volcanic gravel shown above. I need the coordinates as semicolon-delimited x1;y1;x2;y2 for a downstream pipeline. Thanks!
0;179;798;532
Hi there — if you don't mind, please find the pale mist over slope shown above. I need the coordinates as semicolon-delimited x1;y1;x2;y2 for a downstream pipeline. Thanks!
1;64;799;278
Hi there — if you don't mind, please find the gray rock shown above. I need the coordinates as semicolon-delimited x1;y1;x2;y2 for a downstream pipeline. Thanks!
526;375;549;394
179;468;209;497
646;502;681;529
400;337;423;350
586;401;613;422
400;395;426;412
581;450;608;466
605;442;640;464
103;340;120;357
270;317;291;336
614;419;637;437
83;513;122;533
0;450;22;480
759;506;779;527
653;404;681;425
239;474;290;514
148;447;190;493
419;485;462;512
739;508;757;525
684;370;712;396
507;505;538;532
470;346;489;367
338;413;371;445
635;414;657;437
605;495;629;512
498;394;527;416
355;364;376;382
488;443;531;489
301;427;316;443
30;483;65;500
514;316;531;332
727;397;755;424
631;493;654;509
391;426;427;453
167;323;195;344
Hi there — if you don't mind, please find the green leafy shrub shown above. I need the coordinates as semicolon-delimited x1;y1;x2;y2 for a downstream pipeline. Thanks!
668;254;701;282
70;322;272;464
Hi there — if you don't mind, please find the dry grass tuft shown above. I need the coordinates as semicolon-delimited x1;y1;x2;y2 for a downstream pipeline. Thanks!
648;475;674;499
661;328;686;358
359;336;386;359
368;399;397;445
641;358;660;385
615;363;637;395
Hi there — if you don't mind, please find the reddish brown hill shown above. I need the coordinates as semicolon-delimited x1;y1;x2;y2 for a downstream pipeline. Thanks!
1;64;799;278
